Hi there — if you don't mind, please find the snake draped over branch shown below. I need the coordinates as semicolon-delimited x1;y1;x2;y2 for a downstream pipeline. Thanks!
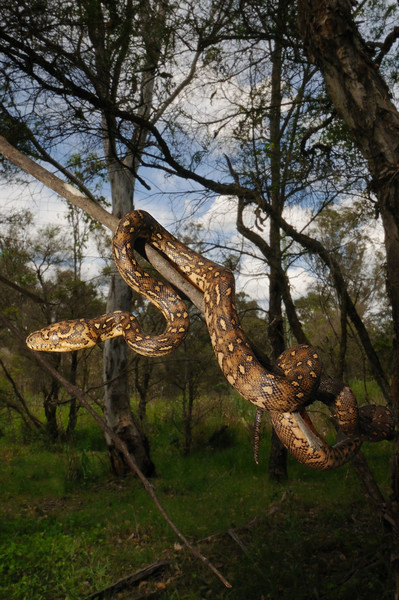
26;210;394;470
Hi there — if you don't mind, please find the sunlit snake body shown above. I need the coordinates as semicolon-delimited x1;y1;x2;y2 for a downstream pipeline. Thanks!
27;210;394;470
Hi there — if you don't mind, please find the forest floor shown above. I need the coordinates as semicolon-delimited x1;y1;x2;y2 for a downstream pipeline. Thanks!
0;395;395;600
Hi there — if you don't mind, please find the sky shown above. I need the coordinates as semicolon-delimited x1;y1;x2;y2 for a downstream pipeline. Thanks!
0;0;395;323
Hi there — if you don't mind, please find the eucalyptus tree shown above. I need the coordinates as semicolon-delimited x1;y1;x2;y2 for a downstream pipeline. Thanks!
179;0;375;477
296;0;399;399
153;0;397;482
0;0;237;474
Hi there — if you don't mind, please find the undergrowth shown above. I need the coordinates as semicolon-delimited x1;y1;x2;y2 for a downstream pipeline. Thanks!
0;388;395;600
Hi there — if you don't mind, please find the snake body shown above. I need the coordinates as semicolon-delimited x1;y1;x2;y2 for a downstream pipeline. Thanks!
27;210;394;470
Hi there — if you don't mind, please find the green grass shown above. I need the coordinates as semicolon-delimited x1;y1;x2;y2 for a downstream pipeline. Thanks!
349;378;386;404
0;396;395;600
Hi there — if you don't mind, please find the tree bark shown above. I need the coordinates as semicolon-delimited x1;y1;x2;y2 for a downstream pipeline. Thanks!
103;163;155;477
66;351;79;439
96;0;168;476
43;374;61;442
135;357;154;425
337;298;347;380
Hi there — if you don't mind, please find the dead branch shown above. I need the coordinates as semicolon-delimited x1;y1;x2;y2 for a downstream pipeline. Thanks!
0;136;203;312
0;135;116;231
227;529;251;558
83;560;169;600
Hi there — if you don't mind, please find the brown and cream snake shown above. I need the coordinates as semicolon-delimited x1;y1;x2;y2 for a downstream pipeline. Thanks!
26;210;394;469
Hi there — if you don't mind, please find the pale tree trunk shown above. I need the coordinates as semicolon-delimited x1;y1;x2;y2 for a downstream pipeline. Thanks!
297;0;399;593
103;162;155;476
98;0;166;477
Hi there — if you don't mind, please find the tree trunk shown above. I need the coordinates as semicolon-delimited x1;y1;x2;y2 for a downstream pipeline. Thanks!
103;163;155;477
44;377;60;442
337;299;347;380
92;0;165;477
135;357;153;425
66;351;79;439
182;359;195;456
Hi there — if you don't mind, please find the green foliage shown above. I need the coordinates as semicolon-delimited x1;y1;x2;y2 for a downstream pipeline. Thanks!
67;153;107;187
0;216;108;440
63;446;107;486
295;199;392;380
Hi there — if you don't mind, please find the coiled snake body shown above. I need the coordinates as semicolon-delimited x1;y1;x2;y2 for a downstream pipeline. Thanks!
27;210;393;470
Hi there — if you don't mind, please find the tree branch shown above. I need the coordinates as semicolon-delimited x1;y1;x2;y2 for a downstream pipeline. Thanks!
0;355;43;429
0;272;47;305
0;135;117;230
372;26;399;66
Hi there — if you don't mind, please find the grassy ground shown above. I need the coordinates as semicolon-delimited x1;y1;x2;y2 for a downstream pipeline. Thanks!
0;393;395;600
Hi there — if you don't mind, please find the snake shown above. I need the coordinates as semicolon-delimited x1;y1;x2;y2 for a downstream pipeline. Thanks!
26;210;394;470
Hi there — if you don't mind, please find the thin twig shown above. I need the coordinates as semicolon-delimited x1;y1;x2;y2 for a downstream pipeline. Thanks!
227;529;251;558
0;355;42;429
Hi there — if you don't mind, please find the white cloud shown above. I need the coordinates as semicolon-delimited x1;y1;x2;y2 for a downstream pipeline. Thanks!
0;180;106;284
1;172;383;311
287;266;316;299
236;255;269;303
192;196;321;305
283;204;313;233
194;195;237;233
0;179;69;226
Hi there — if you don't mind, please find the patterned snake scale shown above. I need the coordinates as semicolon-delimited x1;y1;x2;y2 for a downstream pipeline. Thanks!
26;210;394;470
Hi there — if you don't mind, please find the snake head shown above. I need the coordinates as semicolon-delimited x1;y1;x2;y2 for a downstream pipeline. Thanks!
26;319;96;352
26;328;63;351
